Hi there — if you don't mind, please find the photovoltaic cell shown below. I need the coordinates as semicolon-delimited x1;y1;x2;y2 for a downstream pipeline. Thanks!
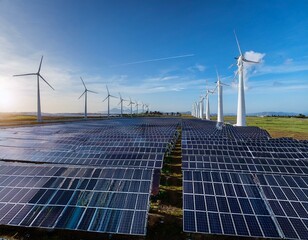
182;119;308;240
0;163;153;235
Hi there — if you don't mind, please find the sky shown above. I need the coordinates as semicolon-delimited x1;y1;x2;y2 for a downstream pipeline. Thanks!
0;0;307;114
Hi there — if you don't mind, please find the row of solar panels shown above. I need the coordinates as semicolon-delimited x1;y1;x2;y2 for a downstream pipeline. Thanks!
182;119;308;240
0;164;153;235
0;118;181;236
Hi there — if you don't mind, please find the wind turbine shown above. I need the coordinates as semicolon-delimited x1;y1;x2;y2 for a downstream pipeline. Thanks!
194;102;198;118
232;30;259;126
144;104;149;113
118;93;127;117
205;89;214;120
128;97;135;117
199;95;205;120
214;68;229;123
13;56;54;122
135;101;140;114
102;85;117;118
192;104;195;117
78;77;98;119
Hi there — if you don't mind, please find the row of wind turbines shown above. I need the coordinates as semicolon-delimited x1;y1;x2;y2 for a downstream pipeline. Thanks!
192;31;259;127
13;57;149;122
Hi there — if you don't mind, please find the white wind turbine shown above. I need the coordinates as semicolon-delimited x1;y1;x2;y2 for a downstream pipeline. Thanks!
78;77;98;119
196;101;199;118
135;101;140;114
13;56;54;122
128;97;135;117
214;68;229;123
232;30;259;126
118;93;127;117
142;103;146;113
199;95;205;120
145;104;149;113
205;87;215;120
102;85;117;118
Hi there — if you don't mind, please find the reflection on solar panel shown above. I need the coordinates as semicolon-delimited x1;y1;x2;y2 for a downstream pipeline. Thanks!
0;163;153;235
0;118;181;236
182;119;308;240
0;118;180;168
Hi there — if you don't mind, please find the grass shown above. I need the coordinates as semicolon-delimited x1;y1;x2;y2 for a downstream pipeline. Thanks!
214;116;308;140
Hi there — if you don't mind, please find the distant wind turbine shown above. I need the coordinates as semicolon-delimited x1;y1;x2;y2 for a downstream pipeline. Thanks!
142;103;145;113
13;56;54;122
145;104;149;113
232;30;259;126
78;77;98;119
135;101;140;114
128;97;135;117
199;95;205;120
205;89;215;120
118;93;127;117
102;85;117;118
214;68;229;123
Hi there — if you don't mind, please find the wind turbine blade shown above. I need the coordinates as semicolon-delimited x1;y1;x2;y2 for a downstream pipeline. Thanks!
228;63;235;69
87;90;98;94
215;66;219;80
38;56;43;73
110;95;117;98
234;30;242;55
106;85;110;95
13;73;37;77
39;74;55;90
102;96;108;102
80;77;87;89
232;70;239;83
221;82;230;86
119;92;122;100
243;58;259;64
78;90;86;99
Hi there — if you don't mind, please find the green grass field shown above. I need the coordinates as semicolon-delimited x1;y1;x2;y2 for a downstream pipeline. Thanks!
222;116;308;140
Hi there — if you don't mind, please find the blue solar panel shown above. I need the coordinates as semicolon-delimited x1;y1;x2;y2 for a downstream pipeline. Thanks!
182;119;308;239
0;163;153;235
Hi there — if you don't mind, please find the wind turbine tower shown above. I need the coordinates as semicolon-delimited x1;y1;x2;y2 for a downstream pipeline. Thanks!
135;101;140;114
205;89;214;120
78;77;98;119
233;31;259;126
103;85;117;118
128;97;135;117
118;93;127;117
215;68;229;123
199;95;205;120
13;56;54;122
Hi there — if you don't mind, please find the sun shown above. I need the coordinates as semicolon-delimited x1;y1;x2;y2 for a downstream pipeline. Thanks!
0;90;15;111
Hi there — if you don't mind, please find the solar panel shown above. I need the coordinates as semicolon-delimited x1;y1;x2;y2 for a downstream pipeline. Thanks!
182;119;308;239
0;118;180;169
0;118;182;237
0;163;153;235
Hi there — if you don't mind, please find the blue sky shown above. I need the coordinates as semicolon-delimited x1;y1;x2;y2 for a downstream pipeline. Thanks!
0;0;307;114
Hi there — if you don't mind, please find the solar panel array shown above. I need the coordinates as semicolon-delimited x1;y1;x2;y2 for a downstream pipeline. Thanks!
0;163;152;235
0;118;180;169
0;118;181;236
182;119;308;240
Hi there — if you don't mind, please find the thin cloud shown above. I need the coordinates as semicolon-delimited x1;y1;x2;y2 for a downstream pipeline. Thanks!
188;63;206;72
110;54;195;67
